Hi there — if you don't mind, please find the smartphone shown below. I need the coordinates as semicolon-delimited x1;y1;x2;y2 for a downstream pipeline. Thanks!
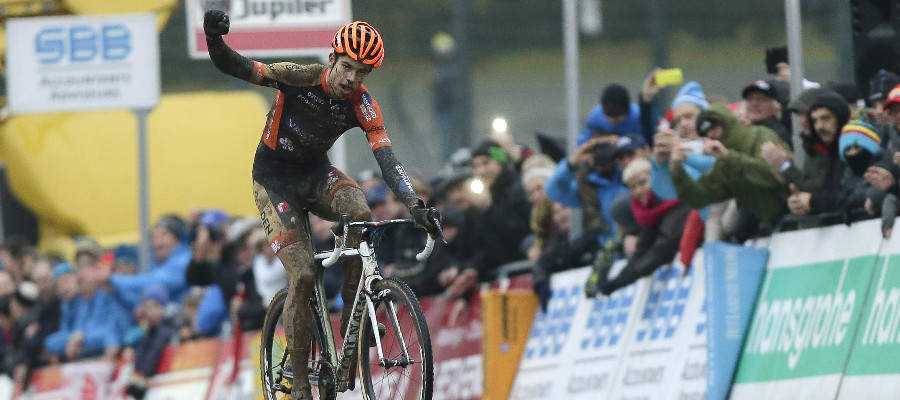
765;46;788;74
655;68;683;87
679;139;705;154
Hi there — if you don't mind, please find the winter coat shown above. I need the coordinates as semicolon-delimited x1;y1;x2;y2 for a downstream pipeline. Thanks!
671;103;790;222
109;244;192;310
44;289;131;357
546;159;628;244
577;103;653;146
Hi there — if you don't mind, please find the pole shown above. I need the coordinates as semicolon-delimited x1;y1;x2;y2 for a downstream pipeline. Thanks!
564;0;581;238
785;0;806;166
832;0;854;84
136;108;153;271
452;0;473;148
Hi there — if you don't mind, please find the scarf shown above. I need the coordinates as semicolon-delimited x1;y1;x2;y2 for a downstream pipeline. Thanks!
632;191;682;227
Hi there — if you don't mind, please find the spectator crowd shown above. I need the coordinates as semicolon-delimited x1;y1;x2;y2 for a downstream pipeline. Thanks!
3;45;900;396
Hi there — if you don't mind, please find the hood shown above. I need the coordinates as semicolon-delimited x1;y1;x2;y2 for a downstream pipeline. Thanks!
807;91;850;147
700;102;740;143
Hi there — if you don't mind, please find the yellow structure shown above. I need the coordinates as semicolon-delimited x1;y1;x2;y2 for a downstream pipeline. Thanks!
0;91;269;255
0;0;267;257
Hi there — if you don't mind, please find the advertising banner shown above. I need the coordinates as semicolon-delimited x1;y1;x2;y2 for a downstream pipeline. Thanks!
704;242;769;400
21;360;115;400
5;13;160;114
510;264;645;400
837;227;900;399
426;293;485;400
146;338;219;400
185;0;352;59
480;289;538;400
731;220;882;400
608;259;707;400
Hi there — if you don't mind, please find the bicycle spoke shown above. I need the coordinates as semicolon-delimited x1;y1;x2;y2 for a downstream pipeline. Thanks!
359;278;433;400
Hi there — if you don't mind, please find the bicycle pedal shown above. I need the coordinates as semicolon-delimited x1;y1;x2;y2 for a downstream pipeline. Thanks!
368;323;387;347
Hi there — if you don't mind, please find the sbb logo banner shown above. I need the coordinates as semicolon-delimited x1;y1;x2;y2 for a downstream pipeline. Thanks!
5;13;160;114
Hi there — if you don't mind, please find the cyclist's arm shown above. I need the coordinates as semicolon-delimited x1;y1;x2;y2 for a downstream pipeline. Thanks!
207;36;320;87
352;87;420;209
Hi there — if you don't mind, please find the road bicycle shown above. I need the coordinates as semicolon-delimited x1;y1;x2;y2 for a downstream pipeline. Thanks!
260;213;436;400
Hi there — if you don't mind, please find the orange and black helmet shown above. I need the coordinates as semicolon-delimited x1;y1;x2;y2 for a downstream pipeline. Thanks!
332;21;385;68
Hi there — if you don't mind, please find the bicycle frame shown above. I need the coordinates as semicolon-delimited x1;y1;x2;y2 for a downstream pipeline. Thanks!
310;217;433;392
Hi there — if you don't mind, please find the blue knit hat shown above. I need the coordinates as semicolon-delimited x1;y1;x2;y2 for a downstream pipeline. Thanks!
671;81;709;110
839;120;882;162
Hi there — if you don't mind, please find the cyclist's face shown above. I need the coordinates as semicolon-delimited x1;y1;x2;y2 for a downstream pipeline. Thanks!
327;53;372;99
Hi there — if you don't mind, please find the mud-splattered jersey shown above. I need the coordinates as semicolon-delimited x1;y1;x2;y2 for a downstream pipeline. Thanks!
207;36;419;209
248;63;390;163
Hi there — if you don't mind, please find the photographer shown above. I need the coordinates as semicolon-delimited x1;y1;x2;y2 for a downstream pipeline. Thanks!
538;132;644;307
545;131;639;245
668;103;791;241
185;211;265;338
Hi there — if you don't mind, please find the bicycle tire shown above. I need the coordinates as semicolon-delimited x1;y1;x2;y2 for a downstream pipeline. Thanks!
358;278;433;400
260;288;335;400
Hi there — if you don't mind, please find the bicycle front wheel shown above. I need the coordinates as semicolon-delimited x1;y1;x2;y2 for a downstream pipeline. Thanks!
260;288;335;400
358;278;433;400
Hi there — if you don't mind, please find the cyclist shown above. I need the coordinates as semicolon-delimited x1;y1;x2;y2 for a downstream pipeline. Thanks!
203;10;442;400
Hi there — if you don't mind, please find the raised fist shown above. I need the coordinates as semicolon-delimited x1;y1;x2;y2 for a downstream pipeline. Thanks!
203;10;230;38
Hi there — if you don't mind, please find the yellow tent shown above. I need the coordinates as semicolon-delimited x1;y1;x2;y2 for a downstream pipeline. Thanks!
0;91;270;257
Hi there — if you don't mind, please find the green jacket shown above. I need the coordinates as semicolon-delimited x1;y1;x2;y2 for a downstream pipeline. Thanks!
671;103;790;222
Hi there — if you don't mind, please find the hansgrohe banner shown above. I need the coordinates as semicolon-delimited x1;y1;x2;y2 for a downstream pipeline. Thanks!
838;233;900;399
730;220;883;400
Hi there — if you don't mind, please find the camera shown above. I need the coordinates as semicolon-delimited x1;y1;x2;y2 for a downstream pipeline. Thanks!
679;139;705;155
591;142;618;168
208;225;226;241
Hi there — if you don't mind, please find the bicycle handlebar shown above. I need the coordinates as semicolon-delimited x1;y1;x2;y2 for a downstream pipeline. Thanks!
320;217;437;267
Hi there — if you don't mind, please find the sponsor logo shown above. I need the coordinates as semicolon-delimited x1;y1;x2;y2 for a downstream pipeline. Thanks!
581;284;636;349
525;284;580;359
365;125;386;134
394;165;415;193
259;209;274;236
36;24;131;64
862;261;900;346
369;136;391;148
359;93;377;121
746;280;856;370
278;137;294;151
276;202;291;213
566;372;609;394
434;355;483;400
635;266;692;342
270;239;283;253
622;366;665;386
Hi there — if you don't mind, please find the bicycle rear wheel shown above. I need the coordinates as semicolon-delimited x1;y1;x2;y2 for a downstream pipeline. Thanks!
260;288;335;400
358;278;433;400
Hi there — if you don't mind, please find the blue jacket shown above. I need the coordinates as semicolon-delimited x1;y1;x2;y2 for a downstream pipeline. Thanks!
109;244;192;310
650;154;716;220
44;289;131;356
545;160;628;244
577;103;653;146
194;285;229;337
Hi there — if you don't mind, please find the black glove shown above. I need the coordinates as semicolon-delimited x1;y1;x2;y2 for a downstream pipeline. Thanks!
411;200;443;239
203;10;230;38
533;278;551;313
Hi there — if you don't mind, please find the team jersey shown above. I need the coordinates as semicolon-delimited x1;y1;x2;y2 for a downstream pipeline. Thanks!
207;36;419;209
